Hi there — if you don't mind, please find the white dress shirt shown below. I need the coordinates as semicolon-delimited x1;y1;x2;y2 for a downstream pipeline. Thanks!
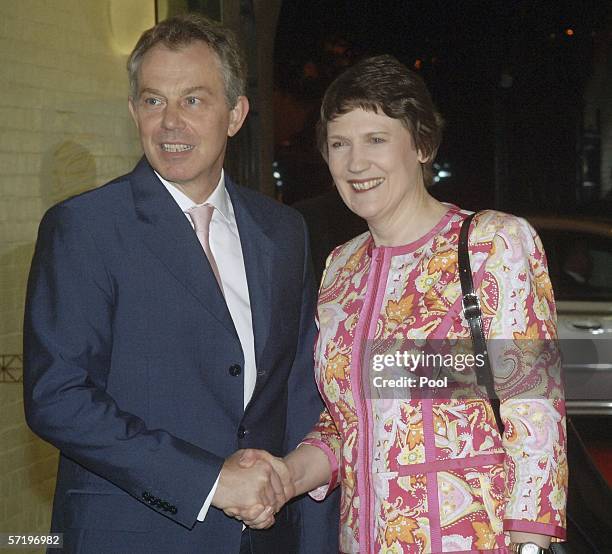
156;170;256;521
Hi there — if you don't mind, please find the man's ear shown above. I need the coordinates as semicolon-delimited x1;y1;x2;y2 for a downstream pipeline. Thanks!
227;96;249;137
128;97;139;130
417;150;429;164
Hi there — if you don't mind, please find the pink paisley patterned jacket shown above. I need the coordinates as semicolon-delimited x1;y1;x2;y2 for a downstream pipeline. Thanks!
302;207;567;553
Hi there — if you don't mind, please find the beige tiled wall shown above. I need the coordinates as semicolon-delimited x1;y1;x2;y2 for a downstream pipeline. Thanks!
0;0;152;544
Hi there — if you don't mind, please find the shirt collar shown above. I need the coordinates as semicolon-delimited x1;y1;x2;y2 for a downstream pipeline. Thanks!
155;169;231;221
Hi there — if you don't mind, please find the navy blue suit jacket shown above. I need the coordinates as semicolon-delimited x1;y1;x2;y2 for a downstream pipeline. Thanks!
24;159;339;553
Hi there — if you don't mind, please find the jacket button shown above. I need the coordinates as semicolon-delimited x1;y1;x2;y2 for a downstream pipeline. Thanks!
142;491;150;501
237;425;248;439
229;364;242;377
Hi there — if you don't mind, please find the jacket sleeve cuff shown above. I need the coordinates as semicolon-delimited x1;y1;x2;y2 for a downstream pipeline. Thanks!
299;438;339;501
504;519;566;540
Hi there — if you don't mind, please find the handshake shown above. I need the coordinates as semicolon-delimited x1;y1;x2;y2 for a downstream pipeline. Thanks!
211;449;297;529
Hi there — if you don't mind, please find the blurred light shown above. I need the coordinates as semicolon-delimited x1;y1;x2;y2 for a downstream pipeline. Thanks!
414;59;423;70
273;171;281;179
433;162;452;182
109;0;155;55
499;72;513;89
565;28;574;37
303;62;319;78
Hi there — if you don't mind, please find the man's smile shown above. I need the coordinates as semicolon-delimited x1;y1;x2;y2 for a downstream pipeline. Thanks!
160;143;195;153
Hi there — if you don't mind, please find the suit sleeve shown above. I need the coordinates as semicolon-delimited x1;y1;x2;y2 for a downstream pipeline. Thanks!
23;205;224;530
283;215;340;553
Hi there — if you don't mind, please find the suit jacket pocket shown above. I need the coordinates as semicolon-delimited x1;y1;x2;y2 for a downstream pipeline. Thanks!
64;490;153;532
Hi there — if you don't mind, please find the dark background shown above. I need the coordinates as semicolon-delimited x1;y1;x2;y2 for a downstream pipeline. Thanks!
272;0;611;215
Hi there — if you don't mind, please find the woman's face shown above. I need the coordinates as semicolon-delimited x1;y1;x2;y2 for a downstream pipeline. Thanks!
326;108;425;226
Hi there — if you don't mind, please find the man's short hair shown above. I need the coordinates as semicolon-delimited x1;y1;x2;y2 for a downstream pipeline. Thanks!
127;13;246;107
317;55;444;187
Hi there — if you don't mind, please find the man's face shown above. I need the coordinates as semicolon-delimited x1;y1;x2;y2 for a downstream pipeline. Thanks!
129;41;248;200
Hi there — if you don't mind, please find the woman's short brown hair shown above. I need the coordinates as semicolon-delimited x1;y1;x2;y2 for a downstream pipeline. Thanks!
317;55;444;187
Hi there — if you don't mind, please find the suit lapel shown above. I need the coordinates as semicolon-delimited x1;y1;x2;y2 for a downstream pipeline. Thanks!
226;180;273;368
129;158;237;338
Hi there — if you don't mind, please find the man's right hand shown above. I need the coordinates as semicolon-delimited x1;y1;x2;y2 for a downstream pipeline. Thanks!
212;449;286;527
238;449;296;500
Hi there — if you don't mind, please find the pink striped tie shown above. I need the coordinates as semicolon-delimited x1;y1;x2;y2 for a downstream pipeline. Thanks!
188;204;224;294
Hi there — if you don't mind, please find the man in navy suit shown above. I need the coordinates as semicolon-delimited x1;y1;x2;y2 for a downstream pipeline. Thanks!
24;13;337;553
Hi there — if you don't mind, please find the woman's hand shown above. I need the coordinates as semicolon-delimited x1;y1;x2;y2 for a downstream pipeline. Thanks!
222;449;296;529
216;449;288;529
226;444;333;529
508;531;552;549
238;449;296;499
224;503;276;529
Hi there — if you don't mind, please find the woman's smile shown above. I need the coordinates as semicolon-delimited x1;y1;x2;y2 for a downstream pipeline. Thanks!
348;177;385;192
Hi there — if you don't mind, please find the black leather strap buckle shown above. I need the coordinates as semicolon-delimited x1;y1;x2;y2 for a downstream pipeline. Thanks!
462;292;481;321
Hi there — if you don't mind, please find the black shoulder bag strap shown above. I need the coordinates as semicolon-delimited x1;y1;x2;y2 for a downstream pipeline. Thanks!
458;212;504;433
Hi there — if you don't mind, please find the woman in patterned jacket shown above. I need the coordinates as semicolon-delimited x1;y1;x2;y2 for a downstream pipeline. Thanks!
241;55;567;553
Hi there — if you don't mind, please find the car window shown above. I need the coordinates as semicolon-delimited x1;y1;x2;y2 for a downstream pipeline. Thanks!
538;230;612;302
